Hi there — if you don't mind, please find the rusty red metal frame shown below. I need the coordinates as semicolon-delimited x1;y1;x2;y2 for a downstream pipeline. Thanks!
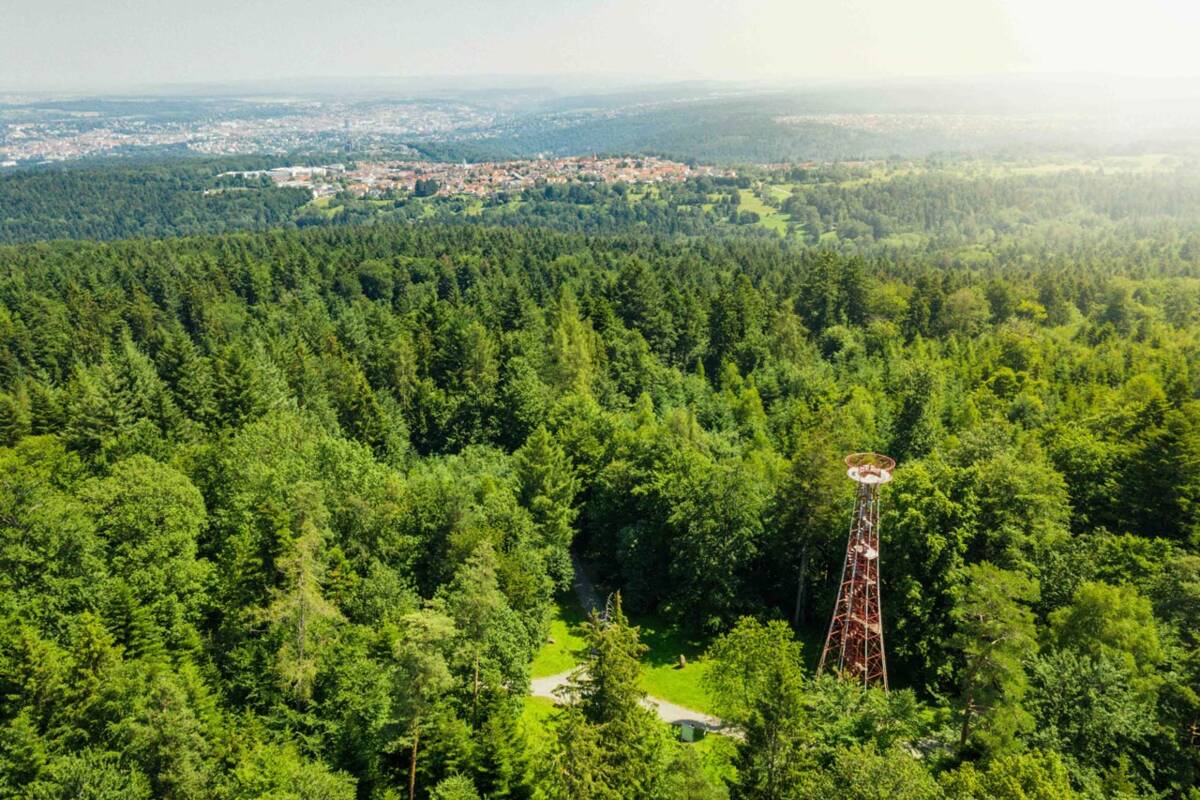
817;452;894;690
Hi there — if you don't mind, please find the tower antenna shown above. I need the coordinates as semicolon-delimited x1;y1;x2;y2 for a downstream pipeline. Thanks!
817;452;895;689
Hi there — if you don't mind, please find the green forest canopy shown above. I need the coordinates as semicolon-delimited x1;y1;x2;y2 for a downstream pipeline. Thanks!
0;182;1198;798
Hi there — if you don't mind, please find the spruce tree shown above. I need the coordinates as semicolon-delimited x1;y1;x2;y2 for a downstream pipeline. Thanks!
0;387;31;446
514;427;578;588
65;363;127;457
25;377;65;436
473;692;531;800
546;594;665;800
213;345;261;430
548;290;599;394
156;331;216;428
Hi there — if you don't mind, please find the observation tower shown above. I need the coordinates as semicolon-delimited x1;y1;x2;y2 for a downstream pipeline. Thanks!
817;452;895;690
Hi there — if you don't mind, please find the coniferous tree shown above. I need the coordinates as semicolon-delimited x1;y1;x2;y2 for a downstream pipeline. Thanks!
548;290;599;395
24;749;154;800
430;774;481;800
25;378;66;437
497;356;550;449
102;579;166;663
212;345;261;430
473;692;531;800
514;426;578;588
539;707;616;800
65;363;128;457
0;387;31;446
156;331;216;429
109;335;179;437
546;595;665;800
339;369;390;456
442;543;530;722
951;563;1039;756
615;258;676;358
257;490;344;707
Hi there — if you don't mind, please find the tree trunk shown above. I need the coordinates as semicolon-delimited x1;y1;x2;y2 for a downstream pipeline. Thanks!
409;723;420;800
959;692;973;752
792;543;810;626
472;657;480;724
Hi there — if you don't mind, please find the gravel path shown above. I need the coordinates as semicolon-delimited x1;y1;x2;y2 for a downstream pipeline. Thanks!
547;551;737;735
529;669;576;700
529;669;732;734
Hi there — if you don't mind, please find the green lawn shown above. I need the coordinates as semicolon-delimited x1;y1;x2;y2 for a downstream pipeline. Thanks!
628;186;661;202
630;613;715;715
524;597;736;780
530;595;588;678
530;595;716;713
737;189;790;235
301;196;344;219
408;200;435;219
765;183;796;203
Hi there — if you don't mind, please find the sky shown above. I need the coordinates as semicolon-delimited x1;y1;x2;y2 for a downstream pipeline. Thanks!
2;0;1199;91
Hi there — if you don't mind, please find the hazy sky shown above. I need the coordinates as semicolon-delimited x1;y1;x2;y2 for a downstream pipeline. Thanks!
3;0;1199;91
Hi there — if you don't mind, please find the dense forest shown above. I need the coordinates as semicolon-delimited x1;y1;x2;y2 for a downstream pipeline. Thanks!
0;216;1197;799
0;162;311;243
774;163;1200;250
9;158;1200;254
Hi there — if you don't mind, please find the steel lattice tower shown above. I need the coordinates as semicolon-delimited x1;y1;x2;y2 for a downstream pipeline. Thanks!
817;452;895;690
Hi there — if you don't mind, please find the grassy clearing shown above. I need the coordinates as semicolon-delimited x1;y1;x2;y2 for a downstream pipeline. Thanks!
1099;153;1179;173
629;185;662;202
963;153;1178;178
301;196;344;219
630;613;715;714
402;200;437;219
765;183;797;202
737;189;790;235
523;596;737;784
530;595;588;678
482;198;526;218
531;594;716;713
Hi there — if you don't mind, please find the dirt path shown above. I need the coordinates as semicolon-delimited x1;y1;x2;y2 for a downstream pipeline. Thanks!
570;550;601;613
538;552;735;735
530;668;733;734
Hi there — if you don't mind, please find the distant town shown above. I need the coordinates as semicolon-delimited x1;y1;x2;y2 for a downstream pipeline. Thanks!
0;99;494;165
219;156;735;199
